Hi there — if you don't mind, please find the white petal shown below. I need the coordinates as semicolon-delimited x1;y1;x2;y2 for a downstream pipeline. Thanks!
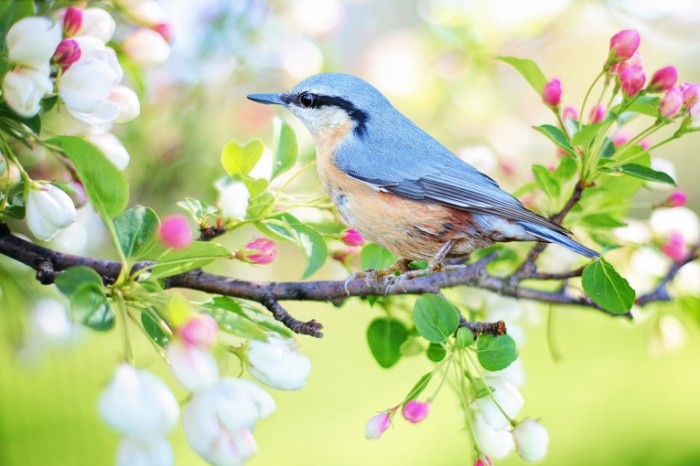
110;85;141;123
473;380;523;430
513;419;549;463
117;436;174;466
2;68;53;118
86;132;130;170
216;180;249;219
7;17;62;68
122;28;170;66
246;335;311;391
472;412;515;460
167;340;219;390
80;8;116;42
26;184;77;241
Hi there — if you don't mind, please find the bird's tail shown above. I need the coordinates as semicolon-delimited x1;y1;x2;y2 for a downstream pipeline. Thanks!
519;221;599;258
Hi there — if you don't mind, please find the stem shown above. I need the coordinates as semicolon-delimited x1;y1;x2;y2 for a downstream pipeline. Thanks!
581;70;607;123
464;349;516;426
546;306;562;362
427;356;453;403
114;291;134;364
273;161;317;195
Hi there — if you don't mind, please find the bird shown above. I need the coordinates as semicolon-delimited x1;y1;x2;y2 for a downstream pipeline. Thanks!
247;73;598;271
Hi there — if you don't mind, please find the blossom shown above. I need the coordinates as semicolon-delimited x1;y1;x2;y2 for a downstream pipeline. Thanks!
241;238;278;265
117;436;173;466
341;228;365;247
52;39;81;71
661;231;688;262
6;16;62;68
365;411;391;440
609;29;640;62
216;180;249;219
680;82;700;109
86;132;131;170
62;6;83;37
648;66;678;93
98;363;179;438
180;314;219;350
472;412;515;459
589;104;605;124
117;0;168;27
473;379;524;430
650;207;699;244
619;64;646;97
2;67;53;117
541;79;561;107
167;339;219;390
561;105;578;122
666;190;687;208
246;334;312;390
122;28;171;66
660;88;683;119
183;378;275;465
110;85;141;123
513;419;549;463
26;183;77;241
74;8;116;42
402;400;430;423
158;214;193;249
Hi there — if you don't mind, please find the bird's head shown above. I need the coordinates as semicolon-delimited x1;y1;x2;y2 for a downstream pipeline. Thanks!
247;73;390;140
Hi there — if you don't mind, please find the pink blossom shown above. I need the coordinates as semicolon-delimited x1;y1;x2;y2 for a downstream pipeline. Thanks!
63;6;83;37
158;214;193;249
666;190;687;208
180;314;219;350
541;79;561;107
609;29;640;62
474;457;492;466
619;65;646;97
153;22;173;43
341;228;365;247
365;411;391;440
242;238;278;265
402;400;430;423
648;66;678;92
52;39;81;71
561;105;578;122
660;88;683;118
680;83;700;109
612;132;630;148
661;231;688;262
589;104;606;124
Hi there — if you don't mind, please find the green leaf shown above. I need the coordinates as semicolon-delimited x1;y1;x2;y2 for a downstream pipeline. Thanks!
360;243;396;271
426;342;447;362
582;258;635;314
55;266;114;331
581;214;627;229
0;102;40;134
272;120;298;179
616;163;676;185
264;214;327;278
221;140;264;177
413;294;459;344
399;337;425;357
246;191;275;219
497;56;548;94
114;205;160;260
366;318;408;368
203;296;289;339
532;164;560;200
141;311;170;347
612;95;660;118
553;156;578;183
404;372;433;403
571;123;602;148
533;124;573;156
476;334;518;371
0;0;34;42
46;136;128;220
151;241;230;279
455;327;475;347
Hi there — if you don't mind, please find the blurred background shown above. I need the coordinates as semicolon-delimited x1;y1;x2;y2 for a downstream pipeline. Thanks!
2;0;700;464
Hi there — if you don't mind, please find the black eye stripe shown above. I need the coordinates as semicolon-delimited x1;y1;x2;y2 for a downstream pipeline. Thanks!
289;93;369;138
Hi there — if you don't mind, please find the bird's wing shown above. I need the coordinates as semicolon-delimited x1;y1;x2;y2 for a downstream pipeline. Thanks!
336;135;570;235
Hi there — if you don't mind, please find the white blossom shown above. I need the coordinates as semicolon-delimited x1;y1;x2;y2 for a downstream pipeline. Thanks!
2;67;53;117
513;419;549;463
649;207;700;244
110;85;141;123
216;180;249;220
166;339;219;390
473;379;524;430
246;334;312;390
26;183;77;241
6;16;61;68
122;28;171;66
78;8;116;43
117;0;168;26
472;412;515;460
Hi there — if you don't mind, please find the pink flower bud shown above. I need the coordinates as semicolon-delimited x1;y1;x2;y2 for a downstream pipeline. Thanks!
63;6;83;37
619;65;646;97
341;228;365;247
589;104;605;124
52;39;81;72
680;82;700;109
242;238;278;265
401;400;430;423
609;29;640;62
541;79;561;107
474;457;492;466
180;314;219;350
561;105;578;122
660;87;683;118
648;66;678;92
153;22;173;43
612;132;630;148
365;411;391;440
158;214;193;249
666;190;687;208
661;231;688;262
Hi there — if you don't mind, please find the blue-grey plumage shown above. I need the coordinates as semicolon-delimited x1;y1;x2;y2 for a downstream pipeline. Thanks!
247;73;598;260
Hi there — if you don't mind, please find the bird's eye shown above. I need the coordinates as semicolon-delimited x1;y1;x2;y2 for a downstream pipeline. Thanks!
298;92;315;108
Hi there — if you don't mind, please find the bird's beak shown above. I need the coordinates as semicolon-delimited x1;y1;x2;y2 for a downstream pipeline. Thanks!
247;93;285;105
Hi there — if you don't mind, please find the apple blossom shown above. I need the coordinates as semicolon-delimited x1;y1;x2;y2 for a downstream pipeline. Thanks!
216;180;249;219
122;28;171;66
472;412;515;460
180;314;219;350
648;66;678;93
117;436;173;466
589;104;605;123
541;79;561;107
62;7;83;37
609;29;640;62
661;231;688;262
241;238;278;265
341;228;365;246
660;88;683;119
86;132;131;170
110;85;141;123
2;67;53;118
650;207;700;244
77;8;116;43
666;190;687;208
26;183;77;241
166;339;219;390
365;411;391;440
680;82;700;109
246;334;312;390
402;400;430;423
619;65;646;97
473;379;524;430
53;39;82;72
98;363;179;438
117;0;168;27
513;419;549;463
158;214;193;249
6;16;62;68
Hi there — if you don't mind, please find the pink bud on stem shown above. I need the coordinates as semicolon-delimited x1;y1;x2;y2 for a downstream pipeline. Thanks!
365;411;391;440
589;104;606;124
660;88;683;119
609;29;640;63
240;238;278;265
63;6;83;37
541;79;561;107
661;231;688;262
158;214;193;249
341;228;365;247
619;65;646;97
666;190;687;208
648;66;678;93
52;39;81;72
401;400;430;423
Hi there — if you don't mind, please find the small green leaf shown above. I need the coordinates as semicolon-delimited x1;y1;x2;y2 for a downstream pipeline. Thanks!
114;205;160;260
582;258;635;314
55;266;103;297
46;136;128;220
413;294;459;344
221;140;264;177
367;318;409;368
360;243;396;271
55;266;114;331
399;337;425;357
272;120;298;179
612;95;660;118
455;327;475;347
476;334;518;371
246;191;275;219
264;214;327;278
151;242;230;279
571;123;602;148
616;163;676;185
497;56;548;94
141;311;170;347
582;214;627;229
532;164;560;200
553;156;578;183
404;372;433;403
426;342;447;362
533;124;573;156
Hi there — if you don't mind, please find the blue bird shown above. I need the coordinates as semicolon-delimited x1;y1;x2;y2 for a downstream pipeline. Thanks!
248;73;597;269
